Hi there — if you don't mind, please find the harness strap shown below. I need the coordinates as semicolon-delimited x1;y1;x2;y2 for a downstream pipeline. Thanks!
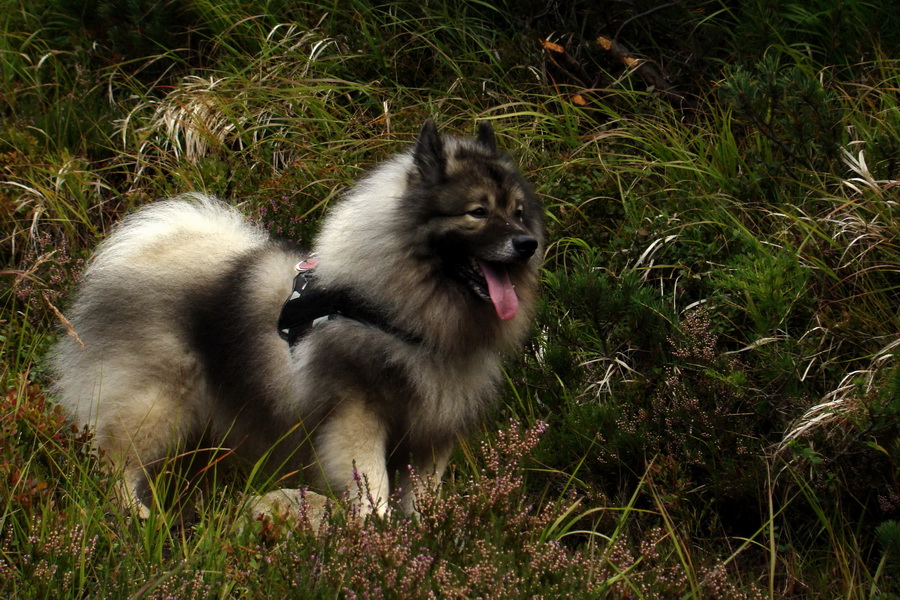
278;259;424;347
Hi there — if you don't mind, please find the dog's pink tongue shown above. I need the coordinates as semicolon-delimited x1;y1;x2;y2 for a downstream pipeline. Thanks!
477;260;518;321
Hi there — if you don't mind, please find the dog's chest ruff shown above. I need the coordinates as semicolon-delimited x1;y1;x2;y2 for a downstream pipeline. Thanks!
278;258;424;347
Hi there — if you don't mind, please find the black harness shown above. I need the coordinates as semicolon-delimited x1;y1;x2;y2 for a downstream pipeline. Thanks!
277;258;424;347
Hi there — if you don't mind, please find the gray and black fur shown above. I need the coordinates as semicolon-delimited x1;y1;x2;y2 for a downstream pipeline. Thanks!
51;119;544;516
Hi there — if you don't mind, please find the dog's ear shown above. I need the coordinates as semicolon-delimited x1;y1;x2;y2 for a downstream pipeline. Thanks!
413;118;445;184
476;121;497;152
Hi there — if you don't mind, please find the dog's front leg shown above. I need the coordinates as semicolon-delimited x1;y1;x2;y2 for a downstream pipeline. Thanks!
315;397;390;516
116;466;152;519
398;443;453;514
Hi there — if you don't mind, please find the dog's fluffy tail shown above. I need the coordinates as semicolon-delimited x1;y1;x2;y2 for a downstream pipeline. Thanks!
89;193;267;271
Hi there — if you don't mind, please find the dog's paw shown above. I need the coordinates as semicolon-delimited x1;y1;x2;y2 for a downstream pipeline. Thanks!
242;488;330;533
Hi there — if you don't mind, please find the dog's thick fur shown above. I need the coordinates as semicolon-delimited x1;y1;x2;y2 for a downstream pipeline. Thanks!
51;120;543;516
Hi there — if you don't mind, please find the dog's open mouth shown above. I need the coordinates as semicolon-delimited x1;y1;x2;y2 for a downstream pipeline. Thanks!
457;258;519;321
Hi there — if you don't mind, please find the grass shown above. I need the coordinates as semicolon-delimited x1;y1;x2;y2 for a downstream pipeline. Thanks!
2;0;900;597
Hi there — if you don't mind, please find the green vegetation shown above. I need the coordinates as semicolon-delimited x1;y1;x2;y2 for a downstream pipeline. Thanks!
3;0;900;596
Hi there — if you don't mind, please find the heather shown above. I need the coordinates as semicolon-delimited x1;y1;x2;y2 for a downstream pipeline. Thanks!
2;0;900;597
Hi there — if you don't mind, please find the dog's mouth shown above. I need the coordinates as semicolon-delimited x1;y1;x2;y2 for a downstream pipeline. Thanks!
455;258;519;321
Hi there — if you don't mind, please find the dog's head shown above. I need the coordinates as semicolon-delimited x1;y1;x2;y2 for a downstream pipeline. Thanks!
405;119;544;321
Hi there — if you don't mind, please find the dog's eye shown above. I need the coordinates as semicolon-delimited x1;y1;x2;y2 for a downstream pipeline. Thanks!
467;207;488;218
514;207;524;219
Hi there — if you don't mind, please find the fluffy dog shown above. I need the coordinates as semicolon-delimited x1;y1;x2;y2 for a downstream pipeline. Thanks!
52;119;544;517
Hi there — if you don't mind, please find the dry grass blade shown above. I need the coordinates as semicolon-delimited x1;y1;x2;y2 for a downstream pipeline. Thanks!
781;336;900;449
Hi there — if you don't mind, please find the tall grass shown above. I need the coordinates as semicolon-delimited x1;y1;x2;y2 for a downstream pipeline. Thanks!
2;0;900;597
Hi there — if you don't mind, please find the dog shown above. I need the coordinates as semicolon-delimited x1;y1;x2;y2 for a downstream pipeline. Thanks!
51;119;544;518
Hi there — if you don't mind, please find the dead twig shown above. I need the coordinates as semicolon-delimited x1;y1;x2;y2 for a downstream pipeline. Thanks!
596;35;696;112
540;39;594;106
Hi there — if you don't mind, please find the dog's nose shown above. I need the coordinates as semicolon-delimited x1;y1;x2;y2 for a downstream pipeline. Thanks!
512;235;538;259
